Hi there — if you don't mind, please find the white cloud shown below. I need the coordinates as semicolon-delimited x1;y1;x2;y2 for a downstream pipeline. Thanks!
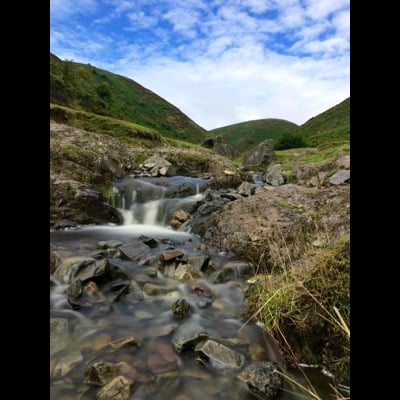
50;0;350;130
50;0;97;20
304;0;349;20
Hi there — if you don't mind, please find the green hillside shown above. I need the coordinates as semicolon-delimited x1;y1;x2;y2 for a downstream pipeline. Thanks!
210;119;298;154
50;53;208;144
291;97;350;147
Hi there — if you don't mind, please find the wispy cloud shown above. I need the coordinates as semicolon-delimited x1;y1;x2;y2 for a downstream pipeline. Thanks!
50;0;350;130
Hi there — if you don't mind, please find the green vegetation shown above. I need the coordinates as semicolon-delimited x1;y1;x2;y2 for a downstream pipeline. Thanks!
50;53;208;144
210;118;298;154
50;103;163;147
275;131;308;150
243;233;350;392
274;142;349;182
290;98;349;147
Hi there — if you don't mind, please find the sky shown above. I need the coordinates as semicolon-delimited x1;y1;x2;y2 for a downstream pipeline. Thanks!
50;0;350;131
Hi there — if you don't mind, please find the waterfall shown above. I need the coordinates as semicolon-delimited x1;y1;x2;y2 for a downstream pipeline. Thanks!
113;177;206;226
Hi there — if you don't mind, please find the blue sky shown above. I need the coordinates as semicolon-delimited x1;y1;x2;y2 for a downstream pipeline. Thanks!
50;0;350;130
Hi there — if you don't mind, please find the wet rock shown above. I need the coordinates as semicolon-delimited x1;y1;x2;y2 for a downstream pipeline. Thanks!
143;282;176;295
160;249;185;262
97;375;133;400
119;241;150;261
187;255;210;272
195;339;245;372
329;169;350;185
171;298;193;319
98;240;123;249
210;261;255;283
50;317;70;356
85;361;121;387
147;342;178;374
237;361;282;399
173;263;202;281
74;258;110;283
53;219;79;230
138;235;159;248
51;351;83;379
104;336;142;351
172;319;210;353
54;256;96;284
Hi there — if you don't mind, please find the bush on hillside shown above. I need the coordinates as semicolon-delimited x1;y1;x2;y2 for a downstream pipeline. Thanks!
275;132;307;150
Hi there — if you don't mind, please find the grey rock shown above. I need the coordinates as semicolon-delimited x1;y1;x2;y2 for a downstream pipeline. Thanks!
265;164;285;187
329;169;350;185
195;339;245;372
243;139;274;167
237;361;283;399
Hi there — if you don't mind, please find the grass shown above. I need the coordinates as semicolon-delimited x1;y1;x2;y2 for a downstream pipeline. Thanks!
290;98;349;147
50;53;208;144
210;118;298;154
273;142;349;182
243;233;350;398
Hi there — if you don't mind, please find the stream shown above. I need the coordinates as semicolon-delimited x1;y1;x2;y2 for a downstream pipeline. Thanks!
50;176;337;400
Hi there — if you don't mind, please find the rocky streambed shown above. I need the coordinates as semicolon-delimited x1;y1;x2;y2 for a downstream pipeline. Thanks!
50;176;342;400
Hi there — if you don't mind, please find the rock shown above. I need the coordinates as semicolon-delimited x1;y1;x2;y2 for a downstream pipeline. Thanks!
237;361;283;399
173;263;202;281
142;155;176;177
171;298;193;319
200;184;349;271
160;249;185;262
51;351;83;379
53;219;79;230
119;241;151;261
97;375;133;400
237;181;256;196
104;336;142;351
242;139;274;167
195;339;245;372
53;256;96;284
329;169;350;185
336;155;350;169
84;361;121;386
172;320;210;353
98;240;123;249
265;164;285;187
50;317;70;356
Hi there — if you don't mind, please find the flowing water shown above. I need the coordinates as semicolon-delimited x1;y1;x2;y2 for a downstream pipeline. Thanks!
50;176;337;400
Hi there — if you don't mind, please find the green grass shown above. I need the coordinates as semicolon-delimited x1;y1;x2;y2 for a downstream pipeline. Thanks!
50;103;165;147
273;142;350;181
210;118;298;154
243;233;350;389
290;98;349;147
50;53;208;144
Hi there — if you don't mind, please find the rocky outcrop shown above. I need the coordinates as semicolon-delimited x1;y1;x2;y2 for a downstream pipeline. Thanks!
189;184;349;272
202;135;239;159
242;139;274;167
50;121;250;226
50;176;122;226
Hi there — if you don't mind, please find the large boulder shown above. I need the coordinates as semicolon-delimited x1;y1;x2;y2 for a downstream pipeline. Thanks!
242;139;274;167
198;184;350;272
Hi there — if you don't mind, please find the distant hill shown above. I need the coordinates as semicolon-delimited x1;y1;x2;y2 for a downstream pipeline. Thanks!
210;119;298;154
290;97;350;147
50;53;208;144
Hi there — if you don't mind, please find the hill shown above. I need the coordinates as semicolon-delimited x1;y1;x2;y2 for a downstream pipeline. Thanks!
209;118;298;154
289;97;350;147
50;53;208;144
